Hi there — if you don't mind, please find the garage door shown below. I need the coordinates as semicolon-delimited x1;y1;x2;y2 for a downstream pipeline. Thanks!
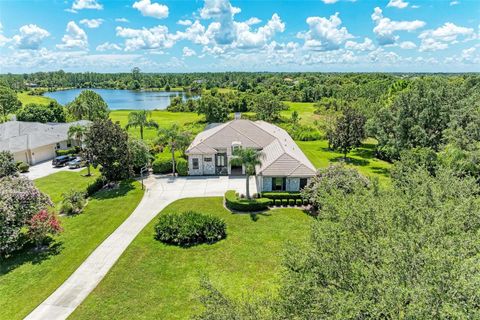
13;152;28;164
31;145;56;164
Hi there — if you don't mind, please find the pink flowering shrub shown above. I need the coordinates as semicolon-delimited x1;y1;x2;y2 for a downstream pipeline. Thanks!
0;176;52;257
28;210;63;249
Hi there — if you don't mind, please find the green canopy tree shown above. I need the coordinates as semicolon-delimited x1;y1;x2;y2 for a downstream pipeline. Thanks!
197;93;229;123
252;92;286;122
230;148;263;199
125;110;158;140
67;90;109;121
157;124;191;177
328;107;366;159
0;86;21;122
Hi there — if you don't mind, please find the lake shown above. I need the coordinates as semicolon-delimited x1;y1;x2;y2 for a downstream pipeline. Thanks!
44;88;194;110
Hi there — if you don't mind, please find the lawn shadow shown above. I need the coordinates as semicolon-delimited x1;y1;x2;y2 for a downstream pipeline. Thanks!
249;212;272;222
370;166;390;177
91;180;135;200
0;241;63;276
330;156;370;167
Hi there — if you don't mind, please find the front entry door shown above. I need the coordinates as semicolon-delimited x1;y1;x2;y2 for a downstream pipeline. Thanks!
215;153;227;175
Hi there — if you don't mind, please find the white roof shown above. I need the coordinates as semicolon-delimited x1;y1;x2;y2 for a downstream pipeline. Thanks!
0;120;90;153
186;119;316;177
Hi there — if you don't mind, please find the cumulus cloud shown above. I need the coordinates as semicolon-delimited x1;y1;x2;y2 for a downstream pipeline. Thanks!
245;17;261;26
371;7;425;45
80;18;104;28
0;22;11;47
115;18;129;23
234;14;285;49
177;19;192;26
70;0;103;12
398;41;416;49
321;0;339;3
57;21;88;50
96;42;122;51
419;22;475;51
116;25;174;51
387;0;409;9
450;1;459;5
133;0;169;19
199;0;240;45
182;46;196;57
345;37;375;51
298;12;353;51
12;24;50;50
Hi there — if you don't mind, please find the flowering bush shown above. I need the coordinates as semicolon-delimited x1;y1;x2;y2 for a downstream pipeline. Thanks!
0;176;52;256
0;151;18;178
28;210;62;249
60;190;87;215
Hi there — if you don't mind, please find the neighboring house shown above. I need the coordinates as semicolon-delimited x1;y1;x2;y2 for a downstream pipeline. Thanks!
0;120;90;165
186;119;317;192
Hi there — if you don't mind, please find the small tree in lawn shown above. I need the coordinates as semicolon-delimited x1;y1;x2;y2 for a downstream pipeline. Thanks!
157;124;191;177
328;107;366;160
27;210;62;250
125;110;158;140
230;148;263;199
84;119;132;182
0;151;18;178
68;124;93;176
0;86;21;122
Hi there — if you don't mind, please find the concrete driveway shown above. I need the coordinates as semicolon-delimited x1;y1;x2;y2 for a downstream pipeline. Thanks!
22;160;83;180
26;175;256;320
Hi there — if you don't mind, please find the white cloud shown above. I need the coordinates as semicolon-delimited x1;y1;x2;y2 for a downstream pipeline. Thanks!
450;1;459;5
0;22;10;47
419;22;475;51
173;20;209;45
321;0;339;3
12;24;50;50
133;0;169;19
371;7;425;45
398;41;416;49
96;42;122;51
199;0;240;45
57;21;88;50
80;18;104;28
234;13;285;49
387;0;409;9
182;46;196;57
177;19;192;26
70;0;103;12
115;18;129;23
116;25;174;51
298;13;353;51
368;47;401;64
245;17;261;26
345;37;375;51
411;5;420;8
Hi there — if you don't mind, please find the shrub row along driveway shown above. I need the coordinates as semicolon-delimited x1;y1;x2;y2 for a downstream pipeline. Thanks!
23;160;83;180
25;175;257;320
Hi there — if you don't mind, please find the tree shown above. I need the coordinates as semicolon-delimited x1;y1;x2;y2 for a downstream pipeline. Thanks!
252;92;285;122
17;101;66;123
197;93;229;123
84;119;132;182
328;107;366;159
68;124;92;176
0;86;21;122
27;210;62;250
67;90;109;121
157;124;191;177
0;176;52;257
0;151;18;178
128;138;152;173
125;110;158;140
290;110;300;125
230;148;263;199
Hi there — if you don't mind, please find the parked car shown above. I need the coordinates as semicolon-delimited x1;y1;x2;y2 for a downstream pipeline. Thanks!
68;157;86;169
52;155;75;167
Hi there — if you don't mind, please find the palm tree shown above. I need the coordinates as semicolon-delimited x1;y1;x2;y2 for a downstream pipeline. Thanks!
125;110;158;140
230;148;263;199
68;124;92;176
157;124;191;177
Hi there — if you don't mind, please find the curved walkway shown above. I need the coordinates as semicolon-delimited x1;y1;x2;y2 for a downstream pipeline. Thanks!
25;175;256;320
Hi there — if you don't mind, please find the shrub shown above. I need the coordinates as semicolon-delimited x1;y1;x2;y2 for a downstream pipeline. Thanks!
0;151;18;178
16;161;29;173
155;211;226;247
224;190;272;212
27;210;62;249
86;176;105;197
60;190;87;215
176;158;188;176
56;146;79;156
261;192;302;206
152;157;173;174
129;138;152;173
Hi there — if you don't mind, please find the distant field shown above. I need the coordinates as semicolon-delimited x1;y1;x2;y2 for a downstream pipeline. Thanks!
281;101;323;126
17;92;53;106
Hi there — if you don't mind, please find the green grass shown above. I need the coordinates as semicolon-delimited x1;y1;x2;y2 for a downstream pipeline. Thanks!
298;138;391;186
281;101;321;126
109;110;204;141
17;91;53;106
70;198;311;319
0;172;144;320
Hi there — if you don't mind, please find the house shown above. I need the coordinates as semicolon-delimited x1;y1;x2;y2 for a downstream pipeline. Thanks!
185;119;317;192
0;120;90;165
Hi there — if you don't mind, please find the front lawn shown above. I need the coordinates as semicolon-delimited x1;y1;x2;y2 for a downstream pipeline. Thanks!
17;91;53;106
0;171;144;320
70;197;311;319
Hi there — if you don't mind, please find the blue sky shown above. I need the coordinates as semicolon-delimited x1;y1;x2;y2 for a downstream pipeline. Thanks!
0;0;479;73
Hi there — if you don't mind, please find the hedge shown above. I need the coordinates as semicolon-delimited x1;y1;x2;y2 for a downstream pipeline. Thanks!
261;192;304;206
224;190;272;212
56;146;80;156
16;161;29;173
152;157;173;174
176;158;188;176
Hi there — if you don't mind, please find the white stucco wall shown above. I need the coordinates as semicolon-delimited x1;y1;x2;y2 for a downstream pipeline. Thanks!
188;154;216;175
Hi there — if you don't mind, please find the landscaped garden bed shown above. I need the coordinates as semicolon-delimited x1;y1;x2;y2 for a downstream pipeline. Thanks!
224;190;272;212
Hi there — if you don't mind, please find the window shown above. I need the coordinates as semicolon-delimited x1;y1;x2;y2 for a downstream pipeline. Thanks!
192;158;199;170
216;154;225;166
204;157;212;162
272;177;286;191
300;178;308;189
56;143;60;149
67;141;72;148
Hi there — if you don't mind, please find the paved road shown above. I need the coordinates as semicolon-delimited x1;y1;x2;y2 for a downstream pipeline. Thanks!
22;161;82;180
25;175;257;320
